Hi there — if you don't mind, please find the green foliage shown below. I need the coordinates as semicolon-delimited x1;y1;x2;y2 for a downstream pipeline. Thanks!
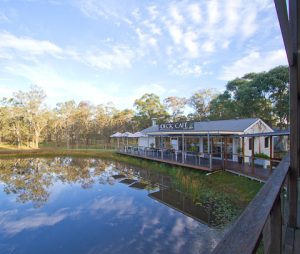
133;93;169;129
188;88;218;120
209;66;289;128
254;153;270;159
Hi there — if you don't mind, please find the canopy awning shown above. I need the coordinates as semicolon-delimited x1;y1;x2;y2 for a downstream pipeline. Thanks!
122;132;133;137
128;132;147;138
110;132;123;138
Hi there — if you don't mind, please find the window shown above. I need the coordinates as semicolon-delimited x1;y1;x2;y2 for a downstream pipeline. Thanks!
249;138;253;150
265;137;269;148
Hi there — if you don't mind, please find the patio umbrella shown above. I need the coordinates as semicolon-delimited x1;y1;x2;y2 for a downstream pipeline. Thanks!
122;132;132;146
128;132;147;138
110;132;123;148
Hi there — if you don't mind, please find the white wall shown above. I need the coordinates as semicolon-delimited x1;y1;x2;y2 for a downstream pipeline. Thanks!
242;119;273;163
138;137;156;148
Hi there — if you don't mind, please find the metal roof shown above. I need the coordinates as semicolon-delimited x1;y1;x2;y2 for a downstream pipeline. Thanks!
141;118;260;134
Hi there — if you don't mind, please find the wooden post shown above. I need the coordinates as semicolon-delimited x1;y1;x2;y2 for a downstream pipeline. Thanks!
252;137;255;168
289;0;300;228
269;195;282;253
211;136;214;157
224;137;228;169
270;136;273;170
182;133;185;163
220;137;223;158
242;137;245;164
275;0;300;228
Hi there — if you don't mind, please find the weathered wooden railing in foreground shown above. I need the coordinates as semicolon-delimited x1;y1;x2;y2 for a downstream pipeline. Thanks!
212;153;290;254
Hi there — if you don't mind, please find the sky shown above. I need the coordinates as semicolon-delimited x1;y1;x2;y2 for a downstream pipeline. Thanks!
0;0;288;110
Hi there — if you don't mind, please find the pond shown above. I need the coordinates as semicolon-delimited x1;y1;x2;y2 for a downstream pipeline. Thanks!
0;157;257;254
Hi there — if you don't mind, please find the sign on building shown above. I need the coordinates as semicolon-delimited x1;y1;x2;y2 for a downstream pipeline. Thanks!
159;121;194;131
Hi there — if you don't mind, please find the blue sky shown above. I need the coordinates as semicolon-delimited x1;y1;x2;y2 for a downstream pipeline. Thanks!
0;0;287;109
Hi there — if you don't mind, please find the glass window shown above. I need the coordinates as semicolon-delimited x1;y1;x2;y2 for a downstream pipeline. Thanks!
249;138;253;150
265;137;269;148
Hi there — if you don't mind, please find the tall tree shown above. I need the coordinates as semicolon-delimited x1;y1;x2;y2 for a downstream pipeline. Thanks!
164;96;187;122
188;89;217;120
13;86;48;148
134;93;169;129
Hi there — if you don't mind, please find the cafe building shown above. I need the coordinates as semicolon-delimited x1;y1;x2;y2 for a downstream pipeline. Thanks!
137;118;276;163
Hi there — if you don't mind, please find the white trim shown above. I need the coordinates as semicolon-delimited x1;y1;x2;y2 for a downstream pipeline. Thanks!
243;118;273;133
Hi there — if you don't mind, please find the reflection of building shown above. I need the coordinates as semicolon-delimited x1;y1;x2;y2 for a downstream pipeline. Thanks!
112;164;213;224
149;188;212;225
137;118;288;163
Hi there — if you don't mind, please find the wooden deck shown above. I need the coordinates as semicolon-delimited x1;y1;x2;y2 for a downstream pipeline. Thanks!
118;150;276;182
118;151;212;172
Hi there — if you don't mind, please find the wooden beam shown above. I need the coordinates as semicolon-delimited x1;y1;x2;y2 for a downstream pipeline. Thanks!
270;136;273;169
287;0;300;228
274;0;294;66
242;137;245;163
252;137;255;168
224;137;228;168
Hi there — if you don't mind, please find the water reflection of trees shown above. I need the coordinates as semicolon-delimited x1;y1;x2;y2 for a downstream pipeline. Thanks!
0;158;109;206
0;157;241;227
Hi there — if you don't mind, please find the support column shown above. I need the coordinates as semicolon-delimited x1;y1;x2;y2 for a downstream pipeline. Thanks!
207;133;210;154
242;137;245;163
252;137;255;168
290;0;300;228
182;133;185;163
270;136;273;169
224;137;228;169
199;137;203;153
275;0;300;227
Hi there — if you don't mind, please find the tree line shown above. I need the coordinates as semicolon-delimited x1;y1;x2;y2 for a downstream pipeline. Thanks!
0;65;289;148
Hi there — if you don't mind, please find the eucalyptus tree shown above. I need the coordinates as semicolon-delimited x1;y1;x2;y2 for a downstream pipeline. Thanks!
55;100;77;148
164;96;187;122
134;93;169;129
188;89;217;121
13;86;49;148
209;66;289;128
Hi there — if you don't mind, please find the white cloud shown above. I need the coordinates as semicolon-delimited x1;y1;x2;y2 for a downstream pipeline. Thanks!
184;31;199;57
82;45;135;70
0;31;63;58
207;0;220;26
220;49;287;80
187;3;202;24
169;61;202;77
76;0;132;25
0;211;67;235
167;24;183;45
202;41;215;53
3;62;129;108
169;5;184;24
91;196;135;217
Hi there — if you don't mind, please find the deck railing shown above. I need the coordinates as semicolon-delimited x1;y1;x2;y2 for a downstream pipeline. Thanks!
120;146;216;169
212;153;290;254
119;145;282;172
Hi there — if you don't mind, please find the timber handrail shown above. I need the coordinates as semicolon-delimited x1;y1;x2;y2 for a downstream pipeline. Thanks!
212;153;290;254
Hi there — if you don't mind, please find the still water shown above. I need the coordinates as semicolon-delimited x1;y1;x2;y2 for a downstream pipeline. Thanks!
0;157;231;254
